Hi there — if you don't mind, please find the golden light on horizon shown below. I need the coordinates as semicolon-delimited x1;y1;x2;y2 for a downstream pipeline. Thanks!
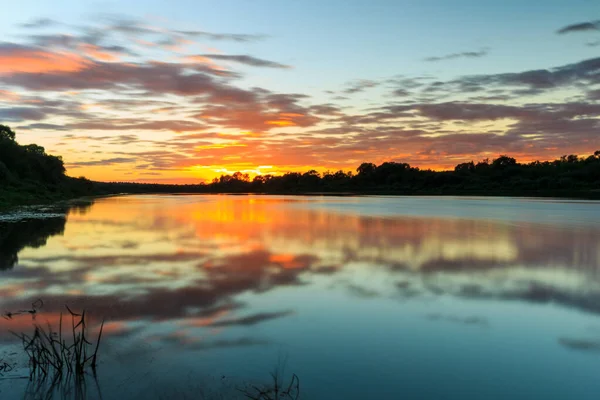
266;120;296;127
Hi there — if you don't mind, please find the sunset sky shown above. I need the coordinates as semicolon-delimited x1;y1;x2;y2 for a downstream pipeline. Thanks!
1;0;599;183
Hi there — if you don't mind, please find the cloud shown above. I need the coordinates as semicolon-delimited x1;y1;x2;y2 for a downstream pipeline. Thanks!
193;91;320;131
343;79;379;94
382;102;600;122
0;97;92;124
19;18;56;29
557;20;600;34
28;34;81;48
445;57;600;92
195;54;291;69
176;30;267;42
3;14;600;178
69;157;138;167
2;60;230;94
505;61;598;88
391;88;411;97
17;123;67;131
424;49;489;62
326;57;600;160
104;16;161;36
95;14;267;43
309;104;343;116
0;107;47;122
66;120;206;133
25;34;138;59
587;89;600;100
0;42;86;73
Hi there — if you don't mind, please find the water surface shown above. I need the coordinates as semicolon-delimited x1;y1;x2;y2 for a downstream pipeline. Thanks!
1;195;600;399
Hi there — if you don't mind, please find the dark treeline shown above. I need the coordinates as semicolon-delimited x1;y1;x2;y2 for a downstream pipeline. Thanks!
96;150;600;198
202;152;600;196
1;124;600;206
0;125;98;207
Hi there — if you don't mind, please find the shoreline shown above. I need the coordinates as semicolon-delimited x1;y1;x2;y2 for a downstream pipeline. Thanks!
2;188;599;213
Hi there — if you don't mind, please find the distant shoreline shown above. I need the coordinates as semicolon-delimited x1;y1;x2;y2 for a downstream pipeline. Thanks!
2;187;600;213
2;124;599;211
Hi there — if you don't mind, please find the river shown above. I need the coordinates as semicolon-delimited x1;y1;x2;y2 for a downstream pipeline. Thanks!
1;195;600;399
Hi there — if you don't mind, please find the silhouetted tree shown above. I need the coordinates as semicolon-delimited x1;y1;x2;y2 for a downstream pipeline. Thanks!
455;161;475;173
0;125;16;142
492;155;517;168
357;162;377;176
2;125;600;202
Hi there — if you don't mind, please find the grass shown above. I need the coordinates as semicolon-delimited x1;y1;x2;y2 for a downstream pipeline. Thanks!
4;304;302;399
237;372;300;400
8;305;104;399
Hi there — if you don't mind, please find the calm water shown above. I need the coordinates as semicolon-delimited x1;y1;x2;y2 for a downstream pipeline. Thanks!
1;195;600;399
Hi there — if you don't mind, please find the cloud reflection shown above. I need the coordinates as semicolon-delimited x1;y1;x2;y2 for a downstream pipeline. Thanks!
1;196;600;345
558;337;600;352
0;201;93;270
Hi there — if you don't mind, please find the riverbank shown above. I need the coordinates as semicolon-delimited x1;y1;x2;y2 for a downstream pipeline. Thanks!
0;186;71;210
0;178;99;211
3;184;600;212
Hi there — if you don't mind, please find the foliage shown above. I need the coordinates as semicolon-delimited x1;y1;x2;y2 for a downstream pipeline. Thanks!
195;151;600;197
1;124;600;204
0;125;97;209
0;126;65;185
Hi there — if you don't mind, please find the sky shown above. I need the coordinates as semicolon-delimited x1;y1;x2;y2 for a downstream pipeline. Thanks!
0;0;599;183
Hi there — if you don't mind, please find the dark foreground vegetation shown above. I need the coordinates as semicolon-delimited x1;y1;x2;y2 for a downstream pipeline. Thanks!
0;302;299;400
0;125;98;209
1;124;600;208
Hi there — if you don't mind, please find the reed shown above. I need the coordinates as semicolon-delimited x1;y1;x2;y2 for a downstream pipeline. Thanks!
237;372;300;400
10;305;104;384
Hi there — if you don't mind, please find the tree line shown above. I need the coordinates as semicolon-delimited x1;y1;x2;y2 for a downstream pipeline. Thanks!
1;124;599;205
0;125;98;207
200;152;600;196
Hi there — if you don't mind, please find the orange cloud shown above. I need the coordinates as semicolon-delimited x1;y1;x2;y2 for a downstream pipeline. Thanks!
0;89;20;101
195;143;247;150
266;120;296;127
79;44;120;62
0;48;86;74
183;55;229;74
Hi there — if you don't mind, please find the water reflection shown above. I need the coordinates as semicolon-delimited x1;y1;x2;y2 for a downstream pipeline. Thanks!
0;201;94;270
1;195;600;399
0;218;66;270
2;195;600;333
